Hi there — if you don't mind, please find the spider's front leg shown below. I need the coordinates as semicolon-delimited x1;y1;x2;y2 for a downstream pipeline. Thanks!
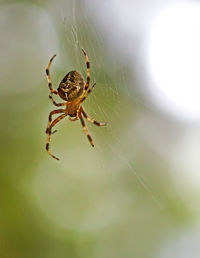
82;49;90;91
49;94;66;107
80;82;96;104
46;54;58;95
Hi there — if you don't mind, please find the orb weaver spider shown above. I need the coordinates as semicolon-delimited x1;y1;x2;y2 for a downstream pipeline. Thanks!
45;49;107;160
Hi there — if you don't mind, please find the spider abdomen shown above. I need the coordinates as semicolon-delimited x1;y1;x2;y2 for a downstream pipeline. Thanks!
57;71;84;101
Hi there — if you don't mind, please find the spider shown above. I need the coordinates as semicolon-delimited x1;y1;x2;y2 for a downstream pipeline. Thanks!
45;48;107;160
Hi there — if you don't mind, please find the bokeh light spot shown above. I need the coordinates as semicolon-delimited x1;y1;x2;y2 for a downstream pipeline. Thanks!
147;3;200;122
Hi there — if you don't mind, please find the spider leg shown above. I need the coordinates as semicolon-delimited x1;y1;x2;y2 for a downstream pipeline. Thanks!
80;82;96;104
46;54;58;95
81;107;107;126
78;111;94;147
49;94;66;107
46;112;67;160
45;109;66;134
81;48;90;93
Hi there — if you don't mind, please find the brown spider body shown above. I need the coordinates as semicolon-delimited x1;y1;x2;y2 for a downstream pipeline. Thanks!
65;99;82;117
45;49;107;160
58;71;84;101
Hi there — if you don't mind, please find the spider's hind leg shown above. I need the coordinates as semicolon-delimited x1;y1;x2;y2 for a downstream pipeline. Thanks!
45;109;65;134
78;111;94;147
45;109;66;160
81;107;107;126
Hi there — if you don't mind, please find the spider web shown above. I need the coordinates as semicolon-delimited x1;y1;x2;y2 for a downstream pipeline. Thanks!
34;0;164;230
63;0;161;201
2;1;200;258
27;7;185;252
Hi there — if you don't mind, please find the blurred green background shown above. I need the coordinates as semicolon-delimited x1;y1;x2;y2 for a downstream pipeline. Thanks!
0;0;200;258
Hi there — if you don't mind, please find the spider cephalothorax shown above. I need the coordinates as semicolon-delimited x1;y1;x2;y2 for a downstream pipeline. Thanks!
45;49;107;160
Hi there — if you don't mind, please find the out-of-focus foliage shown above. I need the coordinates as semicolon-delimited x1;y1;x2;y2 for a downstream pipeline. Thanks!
0;1;199;258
